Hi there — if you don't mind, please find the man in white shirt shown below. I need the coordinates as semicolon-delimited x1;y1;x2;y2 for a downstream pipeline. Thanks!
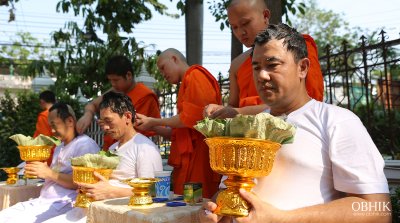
200;23;391;223
45;91;163;222
0;103;100;223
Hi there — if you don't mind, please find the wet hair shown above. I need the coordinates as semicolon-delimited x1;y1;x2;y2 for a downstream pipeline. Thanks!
39;90;56;104
49;102;76;121
105;55;134;78
253;23;308;62
99;91;136;123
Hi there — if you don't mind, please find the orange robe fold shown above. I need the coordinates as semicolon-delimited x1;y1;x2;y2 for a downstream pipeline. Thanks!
102;83;161;150
238;34;324;108
33;109;55;166
168;65;222;198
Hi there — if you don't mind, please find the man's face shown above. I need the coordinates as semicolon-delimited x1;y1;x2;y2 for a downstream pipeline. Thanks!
228;3;269;48
39;99;46;110
157;56;180;84
48;110;72;141
99;107;131;140
252;39;304;108
107;74;132;93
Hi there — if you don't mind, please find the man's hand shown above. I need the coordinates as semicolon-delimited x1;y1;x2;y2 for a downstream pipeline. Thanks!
135;113;156;131
199;201;232;223
76;113;93;134
235;189;283;223
24;161;53;179
77;172;114;201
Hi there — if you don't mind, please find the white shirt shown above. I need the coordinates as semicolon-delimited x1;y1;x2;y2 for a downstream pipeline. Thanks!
252;100;389;210
39;135;100;205
108;133;163;186
221;100;388;210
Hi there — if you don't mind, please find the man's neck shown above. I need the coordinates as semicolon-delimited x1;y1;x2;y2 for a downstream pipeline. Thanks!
179;64;190;81
118;128;137;146
44;103;53;111
270;94;311;116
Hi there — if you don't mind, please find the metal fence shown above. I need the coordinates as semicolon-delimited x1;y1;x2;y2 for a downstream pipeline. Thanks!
321;31;400;157
155;30;400;158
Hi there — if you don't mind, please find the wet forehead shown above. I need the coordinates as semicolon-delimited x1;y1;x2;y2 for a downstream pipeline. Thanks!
100;107;116;119
252;39;288;63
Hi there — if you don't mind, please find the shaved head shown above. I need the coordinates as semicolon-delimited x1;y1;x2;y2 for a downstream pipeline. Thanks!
228;0;268;12
159;48;187;63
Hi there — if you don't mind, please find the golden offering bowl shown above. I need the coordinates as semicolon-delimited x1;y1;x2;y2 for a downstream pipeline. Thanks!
17;145;53;179
1;167;20;185
72;166;113;208
205;137;281;217
121;178;159;206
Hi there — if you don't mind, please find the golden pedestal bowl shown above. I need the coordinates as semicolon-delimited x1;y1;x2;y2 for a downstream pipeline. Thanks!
1;167;20;185
72;166;113;208
205;137;281;217
17;145;53;179
121;178;159;206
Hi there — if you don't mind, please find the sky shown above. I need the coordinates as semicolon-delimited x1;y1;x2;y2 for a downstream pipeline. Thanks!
0;0;399;78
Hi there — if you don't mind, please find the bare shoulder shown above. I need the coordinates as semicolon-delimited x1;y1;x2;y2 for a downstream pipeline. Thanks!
229;49;252;78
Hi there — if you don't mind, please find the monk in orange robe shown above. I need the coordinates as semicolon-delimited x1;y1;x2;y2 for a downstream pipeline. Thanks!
33;90;55;137
204;0;324;118
76;55;161;150
34;90;56;165
136;48;222;198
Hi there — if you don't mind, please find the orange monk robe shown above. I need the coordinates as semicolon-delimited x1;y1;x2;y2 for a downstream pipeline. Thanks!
33;110;52;137
33;109;55;166
168;65;222;198
238;34;324;108
303;34;324;102
102;83;161;150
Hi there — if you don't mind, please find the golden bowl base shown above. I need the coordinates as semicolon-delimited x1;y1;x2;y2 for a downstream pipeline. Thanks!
1;167;20;185
74;192;92;208
129;195;153;206
121;178;158;206
6;175;17;185
215;175;254;217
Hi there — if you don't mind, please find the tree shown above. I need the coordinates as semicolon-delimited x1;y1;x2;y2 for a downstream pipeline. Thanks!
289;0;365;55
48;0;174;98
0;32;56;76
179;0;204;65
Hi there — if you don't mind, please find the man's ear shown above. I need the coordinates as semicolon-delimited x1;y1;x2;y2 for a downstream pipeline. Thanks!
126;71;133;81
298;58;310;79
124;112;133;124
263;9;271;24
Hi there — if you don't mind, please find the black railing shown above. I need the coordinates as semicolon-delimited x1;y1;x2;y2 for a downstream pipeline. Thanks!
156;30;400;158
321;31;400;157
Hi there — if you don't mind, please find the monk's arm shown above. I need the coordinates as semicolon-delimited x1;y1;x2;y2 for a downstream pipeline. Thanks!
152;126;172;139
228;65;240;108
235;104;269;115
83;96;103;118
151;115;186;128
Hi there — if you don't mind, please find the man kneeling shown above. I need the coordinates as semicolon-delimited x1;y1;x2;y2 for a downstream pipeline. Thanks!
45;91;163;222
